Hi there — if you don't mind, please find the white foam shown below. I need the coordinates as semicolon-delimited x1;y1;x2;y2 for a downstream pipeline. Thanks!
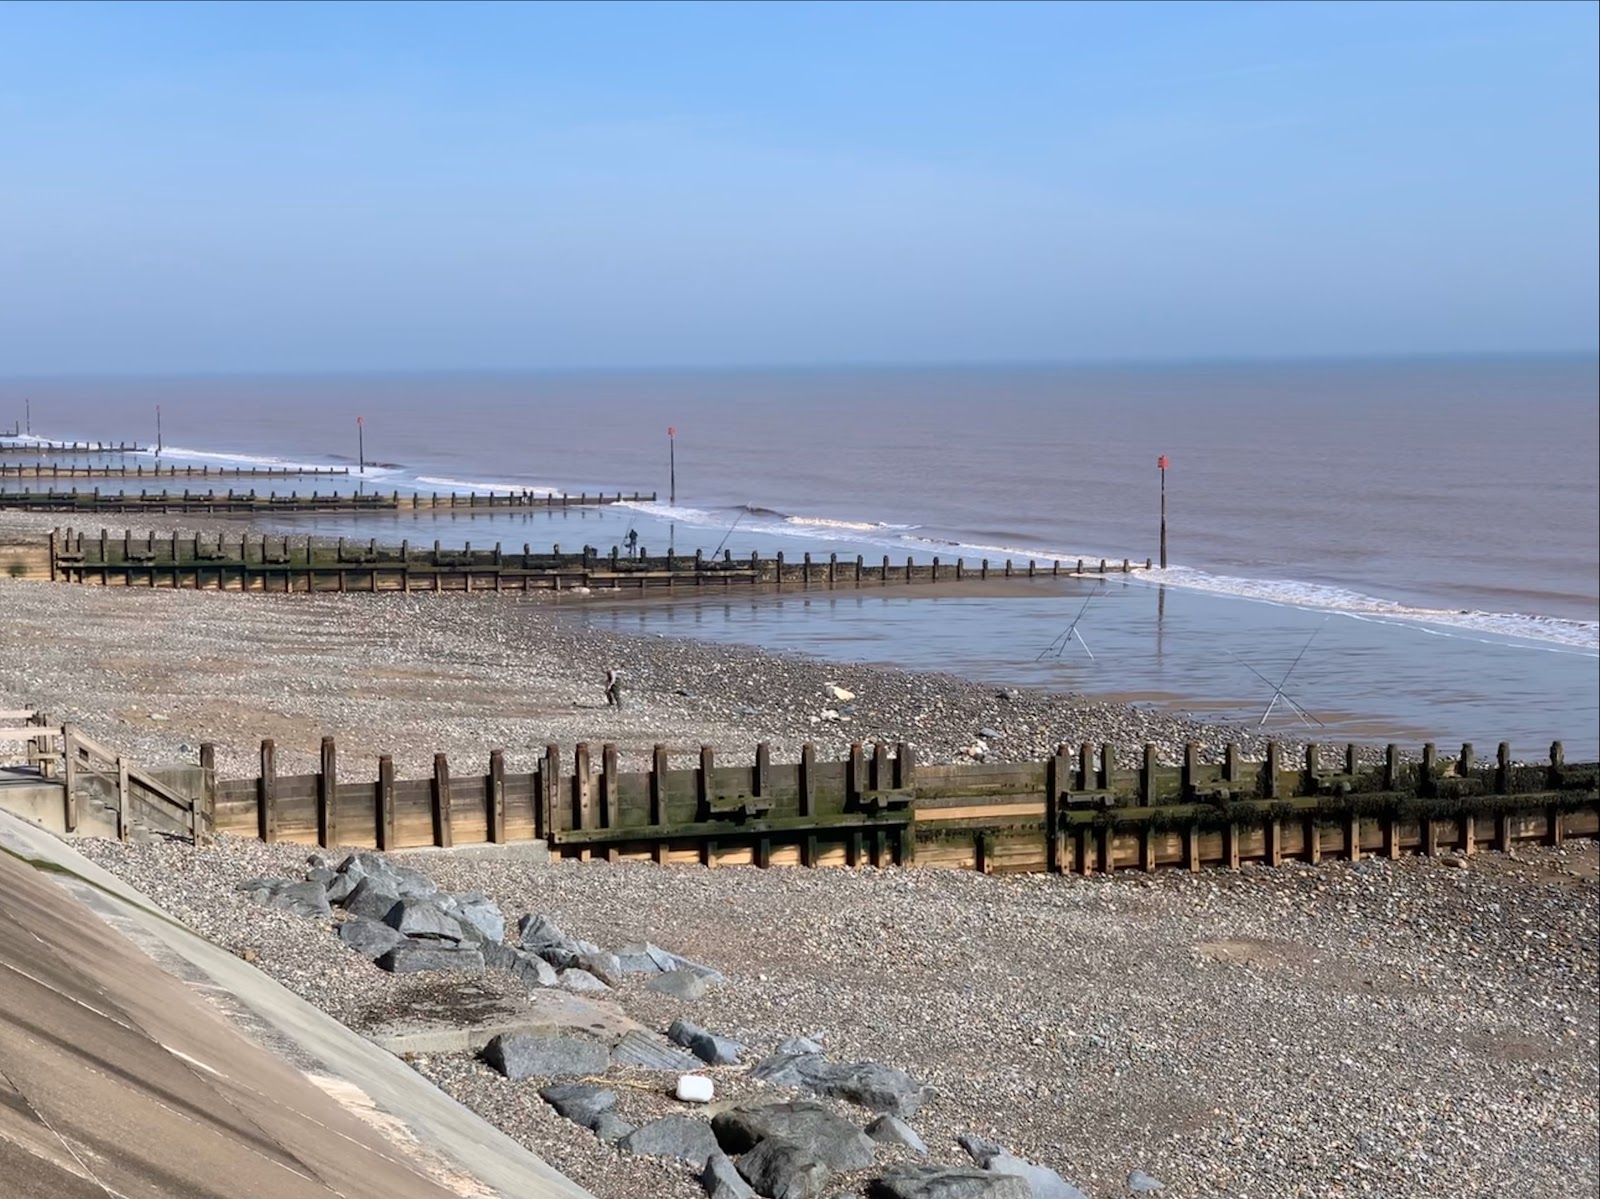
413;475;556;495
783;514;916;532
151;445;363;475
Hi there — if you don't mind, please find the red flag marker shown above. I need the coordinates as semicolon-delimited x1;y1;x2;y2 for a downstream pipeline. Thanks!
668;426;676;438
1158;455;1168;470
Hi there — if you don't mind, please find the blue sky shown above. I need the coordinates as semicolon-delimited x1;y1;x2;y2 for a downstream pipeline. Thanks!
1;0;1595;371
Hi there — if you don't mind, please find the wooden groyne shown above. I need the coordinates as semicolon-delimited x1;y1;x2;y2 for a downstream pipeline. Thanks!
2;488;654;514
0;440;147;455
45;528;1143;592
200;737;1597;873
1;463;350;480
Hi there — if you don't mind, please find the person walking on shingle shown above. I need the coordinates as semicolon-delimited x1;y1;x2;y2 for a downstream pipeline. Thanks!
604;667;625;711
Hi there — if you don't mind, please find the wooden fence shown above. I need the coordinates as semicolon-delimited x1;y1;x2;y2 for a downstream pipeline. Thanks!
0;440;147;455
45;528;1141;593
1;463;349;479
3;488;654;514
209;736;1599;874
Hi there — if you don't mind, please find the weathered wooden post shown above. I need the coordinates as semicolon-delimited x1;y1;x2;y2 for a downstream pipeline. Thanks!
431;752;453;849
377;755;395;850
1265;740;1282;799
895;742;917;867
697;745;715;866
1045;745;1064;874
488;749;506;844
573;743;593;839
541;743;560;844
1140;743;1157;806
318;736;338;848
799;742;816;821
1495;742;1512;851
258;739;277;843
1547;741;1565;846
1183;741;1200;798
198;743;216;843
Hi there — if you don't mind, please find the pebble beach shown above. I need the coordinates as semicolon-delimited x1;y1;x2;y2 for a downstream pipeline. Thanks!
3;526;1597;1199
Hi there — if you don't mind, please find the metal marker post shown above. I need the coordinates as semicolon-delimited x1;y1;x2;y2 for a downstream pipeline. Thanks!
357;415;365;476
1158;454;1169;569
668;425;676;505
156;404;162;457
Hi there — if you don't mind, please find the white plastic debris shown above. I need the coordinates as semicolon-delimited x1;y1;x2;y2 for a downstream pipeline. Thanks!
676;1074;715;1103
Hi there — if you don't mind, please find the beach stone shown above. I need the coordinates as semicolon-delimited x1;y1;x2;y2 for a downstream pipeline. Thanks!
439;892;506;944
307;866;338;889
558;967;610;992
736;1137;832;1199
958;1136;1004;1165
751;1052;931;1118
866;1114;928;1155
618;1114;720;1167
646;969;708;1001
677;1074;715;1103
611;1029;701;1071
669;1018;746;1066
235;878;332;919
614;942;666;973
1126;1171;1165;1193
481;941;561;988
482;1033;610;1081
381;897;464;942
981;1152;1087;1199
591;1112;634;1142
579;950;624;986
339;851;437;899
867;1166;1030;1199
776;1035;825;1056
647;944;726;981
712;1100;876;1171
335;915;407;959
701;1152;756;1199
374;942;485;974
538;1082;616;1129
322;871;359;904
518;912;570;949
340;876;402;921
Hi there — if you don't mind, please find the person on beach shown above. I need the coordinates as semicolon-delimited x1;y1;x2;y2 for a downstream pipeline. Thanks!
604;667;625;711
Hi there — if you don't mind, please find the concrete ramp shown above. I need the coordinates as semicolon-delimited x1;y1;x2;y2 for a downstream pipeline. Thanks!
0;813;594;1199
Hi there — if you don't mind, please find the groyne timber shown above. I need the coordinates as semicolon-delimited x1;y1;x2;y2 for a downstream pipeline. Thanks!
0;462;351;479
2;488;654;514
42;527;1144;593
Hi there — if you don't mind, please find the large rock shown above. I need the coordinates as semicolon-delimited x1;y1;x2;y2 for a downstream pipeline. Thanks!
618;1114;720;1167
482;1033;610;1081
959;1140;1088;1199
750;1052;931;1118
578;950;623;987
336;915;408;959
338;851;437;899
341;876;403;922
646;944;725;982
322;870;359;904
1127;1172;1165;1193
481;941;559;988
736;1137;832;1199
591;1112;634;1143
866;1115;928;1155
381;897;465;943
668;1018;745;1067
558;968;609;992
235;878;332;919
538;1083;616;1129
374;942;485;974
439;892;506;944
646;970;707;1001
701;1152;756;1199
614;942;667;974
867;1167;1030;1199
711;1101;876;1171
610;1029;701;1071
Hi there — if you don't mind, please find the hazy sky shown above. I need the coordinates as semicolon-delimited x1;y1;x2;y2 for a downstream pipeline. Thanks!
1;0;1596;372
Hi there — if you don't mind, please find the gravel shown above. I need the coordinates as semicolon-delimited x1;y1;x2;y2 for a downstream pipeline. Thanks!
71;834;1599;1199
0;572;1348;785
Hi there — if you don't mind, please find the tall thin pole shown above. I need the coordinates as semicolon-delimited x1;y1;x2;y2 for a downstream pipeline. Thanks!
1158;454;1168;569
667;426;676;505
156;404;162;457
357;416;365;476
25;398;30;435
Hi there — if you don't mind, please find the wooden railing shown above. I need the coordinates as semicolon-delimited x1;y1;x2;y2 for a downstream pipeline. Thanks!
60;725;200;842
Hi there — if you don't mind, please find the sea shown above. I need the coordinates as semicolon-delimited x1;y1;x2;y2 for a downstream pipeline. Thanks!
4;356;1597;758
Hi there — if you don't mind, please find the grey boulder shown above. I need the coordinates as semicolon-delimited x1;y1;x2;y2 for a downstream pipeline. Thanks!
646;944;725;982
959;1140;1088;1199
374;942;484;974
558;968;610;992
867;1167;1030;1199
711;1101;876;1171
701;1152;756;1199
440;892;506;944
591;1112;634;1143
236;878;332;919
1126;1171;1165;1193
336;916;408;959
736;1138;832;1199
614;942;667;973
338;851;437;899
645;970;707;1001
750;1052;931;1118
866;1114;928;1155
538;1083;616;1129
481;941;560;988
609;1029;701;1071
618;1114;720;1167
776;1035;825;1056
668;1018;745;1067
382;897;465;943
341;876;403;922
482;1033;610;1081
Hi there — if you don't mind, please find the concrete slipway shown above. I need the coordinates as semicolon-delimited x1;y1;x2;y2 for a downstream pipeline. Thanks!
0;810;595;1199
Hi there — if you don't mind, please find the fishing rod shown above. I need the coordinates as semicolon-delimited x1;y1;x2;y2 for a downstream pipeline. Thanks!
1036;587;1099;662
1233;617;1329;727
712;507;747;557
